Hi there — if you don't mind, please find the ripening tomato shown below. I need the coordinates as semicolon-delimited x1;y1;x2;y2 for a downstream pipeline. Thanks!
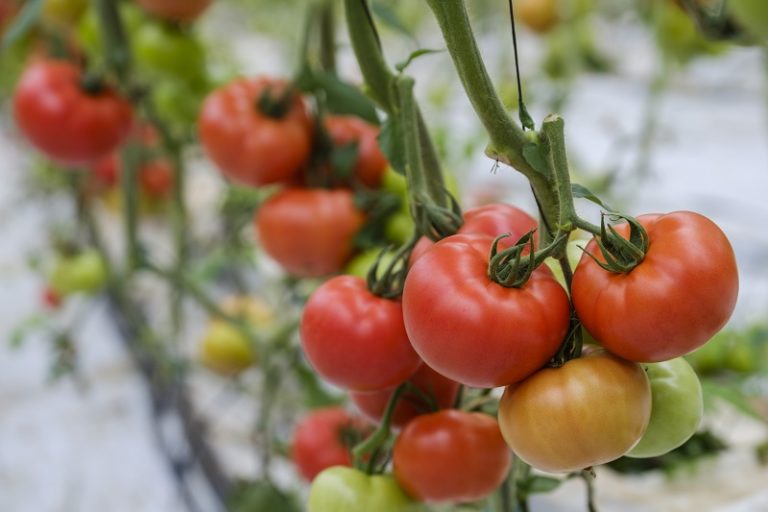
350;364;460;429
308;467;420;512
410;203;538;264
498;349;651;473
199;77;312;187
255;189;365;277
393;410;511;503
292;407;369;482
13;61;133;166
325;115;388;188
572;211;739;362
301;275;421;391
627;358;703;458
49;249;108;296
403;234;569;388
134;0;213;22
515;0;559;33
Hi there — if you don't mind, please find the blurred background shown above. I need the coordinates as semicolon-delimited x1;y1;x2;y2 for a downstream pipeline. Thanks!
0;0;767;511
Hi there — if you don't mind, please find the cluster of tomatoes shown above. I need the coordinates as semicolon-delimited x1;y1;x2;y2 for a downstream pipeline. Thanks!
198;74;392;278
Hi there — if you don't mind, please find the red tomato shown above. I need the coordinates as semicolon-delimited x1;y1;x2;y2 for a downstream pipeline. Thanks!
498;349;651;473
301;275;422;391
325;115;388;188
13;60;133;166
350;363;460;429
134;0;212;22
41;286;62;309
291;407;367;482
411;203;538;263
255;188;365;277
403;234;569;388
393;410;511;503
199;77;312;187
572;211;739;362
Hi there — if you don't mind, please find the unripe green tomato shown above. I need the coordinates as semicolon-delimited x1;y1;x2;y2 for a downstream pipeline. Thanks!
151;80;204;129
385;212;414;246
307;467;421;512
382;168;408;200
43;0;88;27
50;249;107;296
133;22;208;86
345;248;396;279
685;333;729;375
725;339;760;374
729;0;768;42
627;358;703;458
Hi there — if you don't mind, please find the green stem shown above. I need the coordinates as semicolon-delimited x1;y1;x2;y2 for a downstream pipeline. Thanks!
512;457;532;512
119;144;142;272
540;115;576;247
352;383;407;471
94;0;131;80
416;108;448;208
319;0;337;74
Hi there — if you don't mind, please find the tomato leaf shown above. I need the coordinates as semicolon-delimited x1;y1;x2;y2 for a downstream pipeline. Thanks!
1;0;43;51
371;1;415;41
377;117;406;175
10;314;48;349
523;475;563;494
295;360;344;408
395;48;445;73
571;183;615;211
296;68;379;125
228;481;301;512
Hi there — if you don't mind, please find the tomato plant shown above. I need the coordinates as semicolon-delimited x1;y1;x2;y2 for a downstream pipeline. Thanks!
572;212;739;362
325;115;388;188
498;349;651;473
199;77;313;187
403;234;570;388
292;407;368;482
349;363;460;429
627;358;703;458
301;275;422;391
13;60;133;166
134;0;213;23
393;410;511;503
307;466;420;512
255;189;365;277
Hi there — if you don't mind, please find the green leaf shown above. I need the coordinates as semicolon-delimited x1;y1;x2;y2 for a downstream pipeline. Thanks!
377;117;406;175
522;143;548;175
371;1;415;40
229;481;301;512
571;183;615;212
10;314;48;349
296;68;379;125
395;48;445;73
702;379;766;423
526;475;563;494
295;360;344;408
1;0;44;51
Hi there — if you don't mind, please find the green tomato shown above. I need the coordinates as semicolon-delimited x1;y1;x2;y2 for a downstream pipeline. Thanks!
725;338;760;374
729;0;768;42
345;248;396;279
385;212;414;246
50;249;108;296
685;333;729;374
43;0;89;26
307;467;421;512
382;168;408;200
133;22;208;86
151;80;205;130
626;358;703;459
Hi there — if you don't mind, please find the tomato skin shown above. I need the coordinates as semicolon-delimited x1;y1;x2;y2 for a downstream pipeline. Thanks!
350;364;460;429
308;467;420;512
134;0;212;22
301;275;422;391
292;407;365;482
403;234;569;388
515;0;559;33
13;61;133;166
393;410;511;503
325;116;388;188
255;189;365;277
498;350;651;473
627;358;703;458
572;211;739;362
50;249;108;296
410;203;538;264
199;77;312;187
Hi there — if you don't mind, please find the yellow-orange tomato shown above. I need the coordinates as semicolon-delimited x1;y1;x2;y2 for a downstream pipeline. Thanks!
497;350;651;473
515;0;559;34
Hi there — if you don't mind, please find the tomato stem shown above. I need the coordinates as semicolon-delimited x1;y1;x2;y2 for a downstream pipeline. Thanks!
352;382;407;472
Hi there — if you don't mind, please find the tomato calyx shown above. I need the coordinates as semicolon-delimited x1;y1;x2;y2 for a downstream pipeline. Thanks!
586;213;649;273
366;236;418;299
79;71;107;96
353;383;408;473
487;229;565;287
256;84;296;119
412;190;463;242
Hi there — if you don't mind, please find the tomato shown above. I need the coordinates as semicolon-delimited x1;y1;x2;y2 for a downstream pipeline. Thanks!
410;203;538;264
292;407;368;482
49;249;108;296
255;189;365;277
43;0;88;27
729;0;768;42
13;61;133;166
199;296;273;376
41;286;62;309
393;410;511;503
199;77;312;187
92;154;174;200
151;80;205;130
133;22;207;86
627;358;703;458
572;212;738;363
498;349;651;473
308;467;420;512
515;0;559;34
350;364;460;430
325;116;388;188
385;212;414;246
134;0;213;23
403;234;569;388
301;275;421;391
